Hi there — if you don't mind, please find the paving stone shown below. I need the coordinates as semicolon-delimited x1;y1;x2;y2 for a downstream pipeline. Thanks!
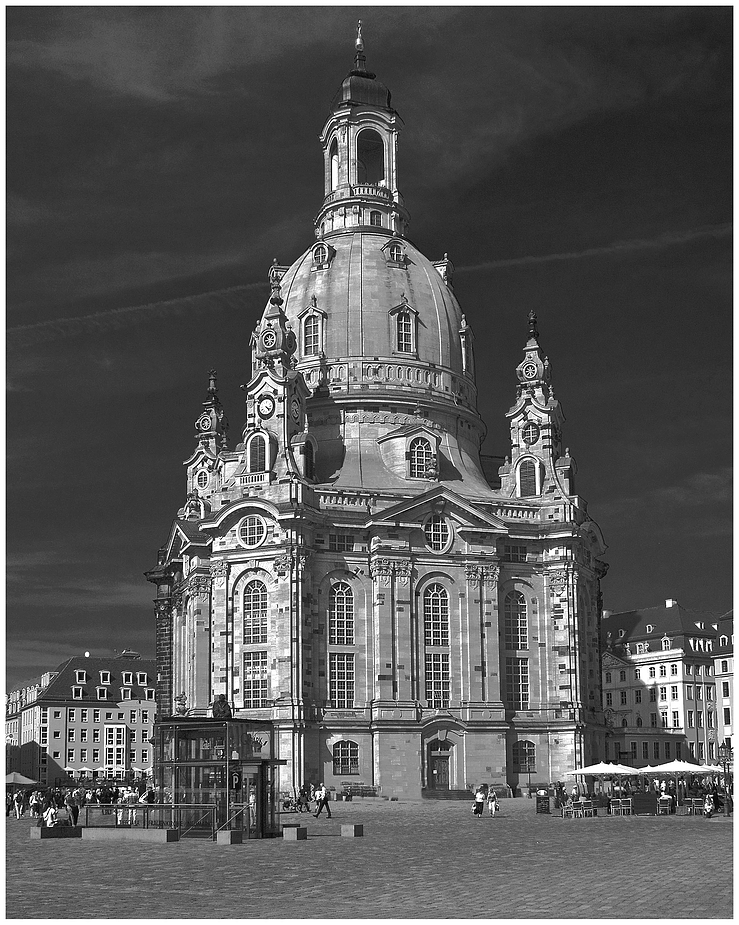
6;800;732;919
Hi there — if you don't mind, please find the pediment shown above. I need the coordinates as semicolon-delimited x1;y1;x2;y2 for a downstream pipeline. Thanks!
365;486;508;533
602;652;629;670
376;422;439;446
182;445;217;468
164;519;211;561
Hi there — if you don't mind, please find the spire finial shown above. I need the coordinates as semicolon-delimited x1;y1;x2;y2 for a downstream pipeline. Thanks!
208;369;218;395
354;20;366;71
528;309;539;341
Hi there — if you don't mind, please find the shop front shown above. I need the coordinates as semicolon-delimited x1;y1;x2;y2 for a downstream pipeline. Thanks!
154;718;281;838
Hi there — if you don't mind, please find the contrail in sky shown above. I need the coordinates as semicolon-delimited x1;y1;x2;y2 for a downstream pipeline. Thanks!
8;283;265;346
8;224;731;345
456;223;732;273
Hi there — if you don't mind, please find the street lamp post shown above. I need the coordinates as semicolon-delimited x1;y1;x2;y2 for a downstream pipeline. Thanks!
717;742;733;816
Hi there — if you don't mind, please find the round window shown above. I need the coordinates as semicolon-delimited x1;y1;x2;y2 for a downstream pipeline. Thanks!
522;422;540;445
238;515;267;549
196;470;209;489
424;514;451;552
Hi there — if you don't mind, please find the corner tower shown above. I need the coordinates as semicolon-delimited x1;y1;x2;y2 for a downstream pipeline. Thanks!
148;25;608;802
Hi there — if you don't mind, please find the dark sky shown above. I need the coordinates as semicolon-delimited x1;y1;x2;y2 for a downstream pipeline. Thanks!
6;6;732;688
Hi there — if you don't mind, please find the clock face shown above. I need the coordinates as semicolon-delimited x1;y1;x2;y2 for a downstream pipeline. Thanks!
198;415;211;431
261;329;277;350
257;396;275;419
522;363;537;380
290;397;301;422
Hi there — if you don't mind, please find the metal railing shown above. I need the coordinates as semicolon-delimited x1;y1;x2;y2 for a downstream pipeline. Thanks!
80;803;217;839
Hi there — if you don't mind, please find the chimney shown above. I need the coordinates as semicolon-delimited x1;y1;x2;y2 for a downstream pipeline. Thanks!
665;599;677;608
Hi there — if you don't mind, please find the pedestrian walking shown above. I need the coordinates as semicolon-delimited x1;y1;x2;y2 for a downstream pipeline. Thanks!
65;790;79;826
472;786;485;817
487;788;498;817
125;786;139;825
313;783;332;818
13;790;24;819
42;801;59;827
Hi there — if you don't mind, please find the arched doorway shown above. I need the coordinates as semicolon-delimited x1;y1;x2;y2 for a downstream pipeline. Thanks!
427;739;452;791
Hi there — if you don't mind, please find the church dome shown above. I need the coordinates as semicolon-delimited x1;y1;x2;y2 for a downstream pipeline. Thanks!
277;229;466;382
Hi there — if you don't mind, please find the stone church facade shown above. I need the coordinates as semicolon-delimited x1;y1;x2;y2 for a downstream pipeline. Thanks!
146;27;608;799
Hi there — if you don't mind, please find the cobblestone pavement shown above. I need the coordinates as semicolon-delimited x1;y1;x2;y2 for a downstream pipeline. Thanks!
6;799;733;919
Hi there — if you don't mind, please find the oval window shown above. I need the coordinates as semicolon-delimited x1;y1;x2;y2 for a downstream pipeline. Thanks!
238;515;267;549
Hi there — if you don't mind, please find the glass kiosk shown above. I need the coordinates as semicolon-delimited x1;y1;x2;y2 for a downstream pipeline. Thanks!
154;718;281;838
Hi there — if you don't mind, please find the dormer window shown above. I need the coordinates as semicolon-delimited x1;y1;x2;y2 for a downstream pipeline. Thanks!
120;688;132;700
137;672;148;685
388;242;403;263
97;687;108;700
397;312;413;353
72;686;83;700
409;438;435;479
304;315;320;355
389;301;418;356
298;299;327;358
75;670;87;684
122;672;133;686
99;671;110;685
662;637;672;651
311;242;333;270
646;624;654;634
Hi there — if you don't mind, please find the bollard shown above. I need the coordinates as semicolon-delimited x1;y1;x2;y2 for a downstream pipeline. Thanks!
341;824;363;838
283;826;307;841
216;830;244;845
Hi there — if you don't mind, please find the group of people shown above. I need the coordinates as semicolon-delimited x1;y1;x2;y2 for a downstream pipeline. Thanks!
472;784;499;817
6;783;157;827
294;782;332;818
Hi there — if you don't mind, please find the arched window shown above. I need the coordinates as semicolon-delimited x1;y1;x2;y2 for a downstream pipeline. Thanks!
330;138;339;191
636;716;643;727
303;441;315;480
369;210;382;226
409;437;433;478
389;242;403;263
512;740;535;772
329;582;354;646
621;718;628;728
424;584;449;647
424;514;450;551
662;637;672;651
397;311;413;353
518;459;537;497
249;435;266;472
243;580;268;644
304;315;320;355
332;740;359;776
504;591;528;650
313;244;328;267
356;129;384;184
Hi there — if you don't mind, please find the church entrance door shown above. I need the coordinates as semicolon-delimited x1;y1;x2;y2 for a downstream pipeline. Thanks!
428;741;452;790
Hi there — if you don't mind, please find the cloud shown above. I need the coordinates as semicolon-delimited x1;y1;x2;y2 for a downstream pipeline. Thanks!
650;468;733;508
455;224;732;274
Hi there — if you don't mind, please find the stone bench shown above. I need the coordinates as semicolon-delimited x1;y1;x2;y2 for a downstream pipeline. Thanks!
282;825;307;841
341;824;363;838
30;826;82;839
81;827;179;842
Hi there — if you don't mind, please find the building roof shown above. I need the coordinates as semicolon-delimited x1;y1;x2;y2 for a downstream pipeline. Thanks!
36;654;156;705
713;611;733;656
602;601;720;657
